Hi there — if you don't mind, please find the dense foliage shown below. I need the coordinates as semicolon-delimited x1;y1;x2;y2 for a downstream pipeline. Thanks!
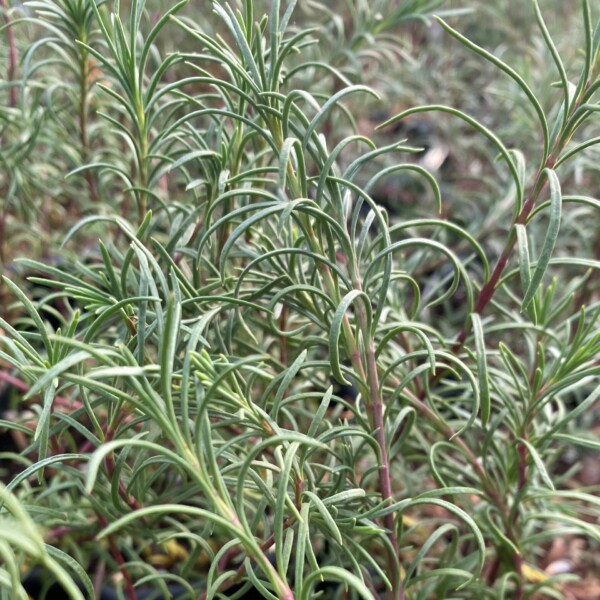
1;1;599;599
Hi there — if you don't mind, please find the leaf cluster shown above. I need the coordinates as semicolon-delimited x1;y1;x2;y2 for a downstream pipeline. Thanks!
0;1;599;599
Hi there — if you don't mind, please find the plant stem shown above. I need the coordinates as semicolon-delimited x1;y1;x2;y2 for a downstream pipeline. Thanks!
134;95;149;222
96;512;138;600
453;65;598;352
366;343;403;599
78;42;98;203
197;518;296;600
0;370;80;410
177;444;294;599
452;173;549;352
269;117;403;599
352;272;402;598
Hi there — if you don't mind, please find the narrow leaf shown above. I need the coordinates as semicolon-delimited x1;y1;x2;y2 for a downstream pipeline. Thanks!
470;314;490;426
517;439;555;490
522;168;562;310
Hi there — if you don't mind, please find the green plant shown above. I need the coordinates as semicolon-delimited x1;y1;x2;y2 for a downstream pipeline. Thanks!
1;1;599;599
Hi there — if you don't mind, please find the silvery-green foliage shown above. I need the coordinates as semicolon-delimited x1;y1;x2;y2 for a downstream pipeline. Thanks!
0;1;599;599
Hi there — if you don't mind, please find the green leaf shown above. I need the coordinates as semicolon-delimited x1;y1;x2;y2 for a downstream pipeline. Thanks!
274;442;300;578
303;85;379;148
5;454;84;495
160;291;181;425
435;16;549;161
301;566;376;600
138;0;188;87
378;105;523;208
532;0;570;124
213;3;262;88
271;350;308;420
306;386;333;439
86;439;186;495
294;501;311;598
470;313;490;425
26;350;92;399
97;503;250;544
541;385;600;443
366;496;485;584
302;490;343;545
278;137;306;197
35;385;55;471
168;149;221;172
328;290;372;384
404;523;457;584
2;277;53;362
517;439;555;490
321;488;366;507
522;168;562;310
44;545;95;600
515;224;531;292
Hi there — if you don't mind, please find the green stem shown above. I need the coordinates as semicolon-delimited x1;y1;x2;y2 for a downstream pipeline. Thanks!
270;116;403;599
78;34;98;203
177;443;294;599
134;93;149;222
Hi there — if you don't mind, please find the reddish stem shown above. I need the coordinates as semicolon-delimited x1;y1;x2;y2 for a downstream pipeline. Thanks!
513;552;525;600
96;513;138;600
103;417;141;511
0;370;82;409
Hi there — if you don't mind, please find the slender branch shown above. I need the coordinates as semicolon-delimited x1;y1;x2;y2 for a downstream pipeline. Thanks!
366;342;403;600
270;117;404;598
0;370;81;409
79;49;99;203
452;64;598;353
197;517;295;600
96;512;138;600
353;272;403;598
103;418;142;511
